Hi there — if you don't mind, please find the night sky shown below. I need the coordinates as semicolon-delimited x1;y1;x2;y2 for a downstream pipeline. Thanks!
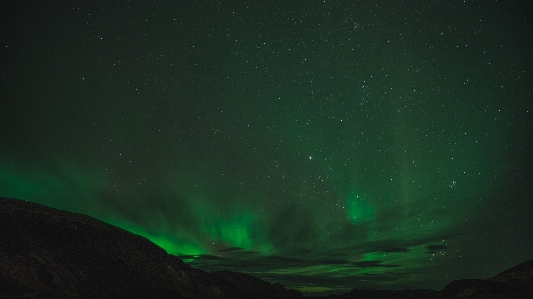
1;1;532;295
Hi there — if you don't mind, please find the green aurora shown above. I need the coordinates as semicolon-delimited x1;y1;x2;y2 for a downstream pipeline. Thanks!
1;0;532;295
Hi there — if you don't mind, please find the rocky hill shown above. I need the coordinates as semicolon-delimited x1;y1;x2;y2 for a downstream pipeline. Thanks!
0;197;303;299
441;258;533;298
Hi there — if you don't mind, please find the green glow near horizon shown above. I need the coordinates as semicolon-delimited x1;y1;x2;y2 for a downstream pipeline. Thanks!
194;202;273;254
106;219;205;255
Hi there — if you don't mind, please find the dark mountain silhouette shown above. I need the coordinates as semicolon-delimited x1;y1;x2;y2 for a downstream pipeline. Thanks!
316;259;533;299
441;259;533;298
320;288;439;298
1;196;531;299
0;197;302;299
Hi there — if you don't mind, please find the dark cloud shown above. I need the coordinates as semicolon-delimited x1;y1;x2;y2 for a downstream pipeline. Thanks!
352;261;401;268
327;253;351;257
315;259;350;265
178;254;225;261
261;255;306;264
185;254;312;273
396;233;462;249
426;245;448;251
426;244;448;254
381;247;410;253
217;247;244;252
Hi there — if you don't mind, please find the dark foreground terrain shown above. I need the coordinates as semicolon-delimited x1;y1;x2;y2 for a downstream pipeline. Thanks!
1;197;531;299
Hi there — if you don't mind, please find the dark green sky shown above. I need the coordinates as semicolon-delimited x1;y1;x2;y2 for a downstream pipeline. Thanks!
1;0;532;295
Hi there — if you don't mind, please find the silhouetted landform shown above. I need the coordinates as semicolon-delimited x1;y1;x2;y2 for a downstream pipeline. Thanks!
324;259;533;299
441;259;533;298
1;196;531;299
0;197;303;299
322;288;439;298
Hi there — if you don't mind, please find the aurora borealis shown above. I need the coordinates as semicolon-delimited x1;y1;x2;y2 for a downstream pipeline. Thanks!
1;0;532;295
